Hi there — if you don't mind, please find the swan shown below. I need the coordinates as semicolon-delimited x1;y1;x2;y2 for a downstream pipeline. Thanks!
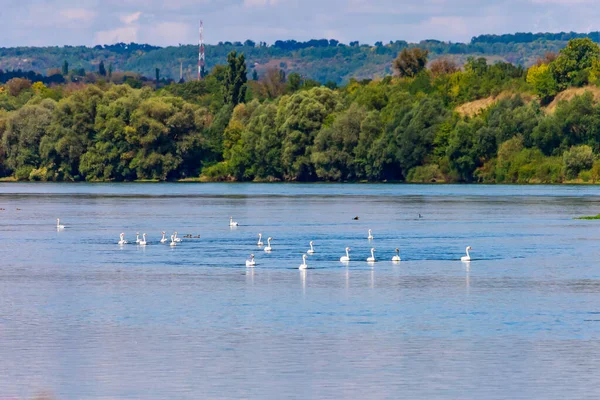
299;254;308;270
340;247;351;263
173;232;182;243
368;229;374;240
307;241;315;254
169;234;177;247
461;246;472;262
139;233;147;246
246;254;256;267
392;248;401;262
135;232;141;244
257;233;264;247
118;233;128;245
264;237;273;252
367;248;376;263
56;218;65;229
160;231;167;243
229;216;239;227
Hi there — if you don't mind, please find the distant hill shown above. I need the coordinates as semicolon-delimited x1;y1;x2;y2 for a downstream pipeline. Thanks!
2;32;600;84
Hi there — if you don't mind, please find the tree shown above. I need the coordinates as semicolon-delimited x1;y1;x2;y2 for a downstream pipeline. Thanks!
98;61;106;77
551;38;600;88
223;51;248;106
429;57;460;77
62;60;69;76
393;48;429;78
155;68;160;87
287;72;302;92
108;63;113;80
527;64;558;103
563;145;594;179
252;69;258;81
5;78;32;96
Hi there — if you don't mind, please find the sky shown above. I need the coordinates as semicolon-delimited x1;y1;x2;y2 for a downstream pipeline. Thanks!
2;0;600;47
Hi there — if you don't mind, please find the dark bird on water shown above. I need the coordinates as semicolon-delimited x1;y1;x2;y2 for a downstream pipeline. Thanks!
353;216;359;220
418;214;423;219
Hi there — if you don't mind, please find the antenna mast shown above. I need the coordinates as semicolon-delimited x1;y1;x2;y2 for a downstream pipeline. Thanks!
198;20;205;80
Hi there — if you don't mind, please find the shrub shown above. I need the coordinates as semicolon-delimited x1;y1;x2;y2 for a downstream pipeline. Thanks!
15;165;34;181
406;164;445;183
563;145;594;180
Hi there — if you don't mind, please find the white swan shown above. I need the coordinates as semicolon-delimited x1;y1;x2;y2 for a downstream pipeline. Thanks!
229;216;239;227
257;233;264;247
160;231;167;243
264;237;272;252
461;246;472;262
139;233;147;246
118;233;128;245
367;248;376;263
307;241;315;254
169;234;177;247
340;247;351;263
173;232;182;243
299;254;308;270
368;229;374;240
246;254;256;267
135;232;141;244
56;218;65;229
392;248;401;262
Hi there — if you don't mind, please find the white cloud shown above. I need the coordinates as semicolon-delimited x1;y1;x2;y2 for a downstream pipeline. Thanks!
120;11;142;24
6;0;600;47
244;0;280;7
60;8;96;23
95;26;139;44
143;22;193;46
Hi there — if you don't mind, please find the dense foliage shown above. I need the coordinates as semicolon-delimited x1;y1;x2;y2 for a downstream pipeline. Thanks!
4;38;600;183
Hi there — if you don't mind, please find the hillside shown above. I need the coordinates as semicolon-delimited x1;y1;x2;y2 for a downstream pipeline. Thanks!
2;32;600;84
3;36;600;185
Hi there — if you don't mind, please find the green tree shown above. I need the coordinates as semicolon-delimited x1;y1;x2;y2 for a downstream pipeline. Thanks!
393;48;429;78
98;61;107;77
527;64;558;103
551;38;600;89
223;51;248;106
563;145;594;179
62;60;69;76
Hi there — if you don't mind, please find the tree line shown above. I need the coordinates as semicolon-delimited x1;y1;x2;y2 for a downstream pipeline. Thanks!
2;38;600;183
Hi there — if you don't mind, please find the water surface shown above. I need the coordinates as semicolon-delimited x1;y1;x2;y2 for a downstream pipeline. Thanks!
1;183;600;399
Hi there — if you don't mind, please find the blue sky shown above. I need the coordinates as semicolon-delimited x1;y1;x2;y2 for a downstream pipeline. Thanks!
3;0;599;47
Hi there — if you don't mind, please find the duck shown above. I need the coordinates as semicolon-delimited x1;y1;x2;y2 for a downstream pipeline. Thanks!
229;216;239;227
160;231;168;243
118;233;128;245
56;218;65;230
368;229;374;240
246;254;256;267
307;241;315;254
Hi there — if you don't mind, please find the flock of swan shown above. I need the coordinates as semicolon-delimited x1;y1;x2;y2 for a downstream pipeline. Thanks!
56;217;475;269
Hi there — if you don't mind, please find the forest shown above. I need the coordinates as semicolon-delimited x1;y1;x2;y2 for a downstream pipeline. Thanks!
4;31;600;84
3;37;600;184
